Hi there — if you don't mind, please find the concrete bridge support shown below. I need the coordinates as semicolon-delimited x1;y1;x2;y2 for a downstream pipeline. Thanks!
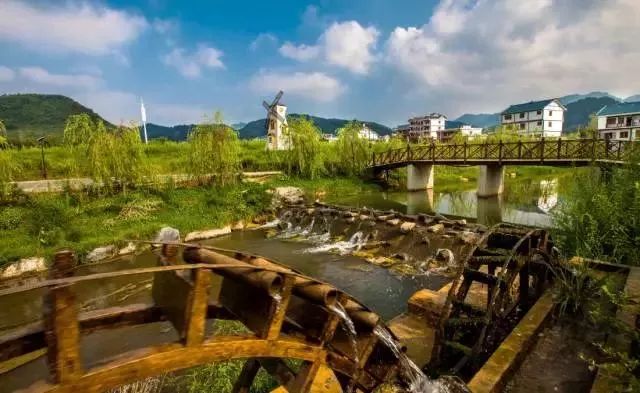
477;165;505;197
407;164;434;191
476;196;503;226
406;189;434;215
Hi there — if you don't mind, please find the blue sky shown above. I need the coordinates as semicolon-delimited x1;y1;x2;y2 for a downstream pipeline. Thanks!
1;0;639;127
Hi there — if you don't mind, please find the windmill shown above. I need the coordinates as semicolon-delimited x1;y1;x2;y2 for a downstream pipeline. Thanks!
263;91;289;150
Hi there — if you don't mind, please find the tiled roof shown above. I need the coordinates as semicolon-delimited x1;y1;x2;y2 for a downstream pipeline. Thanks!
502;99;563;115
596;101;640;116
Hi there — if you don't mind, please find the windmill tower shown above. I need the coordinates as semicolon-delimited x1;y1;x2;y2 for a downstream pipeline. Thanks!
263;91;289;150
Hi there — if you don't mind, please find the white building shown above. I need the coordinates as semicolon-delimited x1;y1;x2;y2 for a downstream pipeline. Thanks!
266;103;289;150
406;113;447;140
439;124;483;142
358;123;380;141
500;99;566;137
322;133;338;142
596;101;640;141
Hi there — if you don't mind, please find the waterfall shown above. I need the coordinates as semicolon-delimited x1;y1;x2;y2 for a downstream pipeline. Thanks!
373;325;445;393
303;231;368;255
328;303;360;393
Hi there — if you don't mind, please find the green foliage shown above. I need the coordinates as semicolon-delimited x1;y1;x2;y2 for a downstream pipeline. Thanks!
187;111;241;185
552;156;640;265
285;116;324;179
335;121;371;176
63;113;95;146
0;149;21;197
0;93;108;145
87;122;148;187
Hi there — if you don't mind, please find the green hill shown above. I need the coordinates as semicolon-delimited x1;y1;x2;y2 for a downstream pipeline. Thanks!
0;94;109;144
238;114;392;139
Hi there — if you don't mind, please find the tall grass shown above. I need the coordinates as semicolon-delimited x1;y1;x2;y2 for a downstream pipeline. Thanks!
552;156;640;265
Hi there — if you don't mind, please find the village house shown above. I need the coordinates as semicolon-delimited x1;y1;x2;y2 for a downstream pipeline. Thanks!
500;99;566;137
596;101;640;141
358;123;380;141
438;124;483;142
407;113;447;140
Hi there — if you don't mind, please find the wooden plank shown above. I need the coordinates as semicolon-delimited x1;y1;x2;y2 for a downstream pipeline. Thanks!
44;251;83;384
266;275;295;340
22;338;326;393
151;269;192;338
232;359;261;393
287;360;323;393
185;268;212;346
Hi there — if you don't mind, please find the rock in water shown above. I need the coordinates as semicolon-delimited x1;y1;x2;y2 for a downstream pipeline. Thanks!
185;226;232;242
154;227;181;245
427;223;445;234
458;231;479;245
87;245;117;262
1;257;47;279
271;187;305;207
400;222;416;233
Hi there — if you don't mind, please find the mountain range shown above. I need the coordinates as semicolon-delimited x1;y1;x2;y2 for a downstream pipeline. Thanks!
1;91;638;144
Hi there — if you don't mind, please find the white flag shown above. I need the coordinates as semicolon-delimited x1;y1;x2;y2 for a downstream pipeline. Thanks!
140;98;147;123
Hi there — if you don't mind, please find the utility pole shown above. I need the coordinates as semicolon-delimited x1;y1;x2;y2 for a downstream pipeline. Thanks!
37;136;47;179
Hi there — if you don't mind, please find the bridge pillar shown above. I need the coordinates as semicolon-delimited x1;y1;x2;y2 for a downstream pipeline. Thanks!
476;195;503;226
477;165;505;197
406;189;434;215
407;164;434;191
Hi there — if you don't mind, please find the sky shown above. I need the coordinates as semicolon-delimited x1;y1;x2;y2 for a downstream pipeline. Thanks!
0;0;639;127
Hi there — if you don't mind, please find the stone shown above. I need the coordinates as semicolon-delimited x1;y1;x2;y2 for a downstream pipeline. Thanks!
1;257;47;279
271;186;305;207
118;242;137;256
87;245;117;263
386;218;401;226
359;214;370;221
345;217;355;223
400;221;417;233
458;231;480;245
231;220;245;231
426;223;444;233
154;227;181;244
185;226;232;242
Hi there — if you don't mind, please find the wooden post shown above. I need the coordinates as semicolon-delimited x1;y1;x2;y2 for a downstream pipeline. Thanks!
232;359;262;393
463;140;467;164
184;267;212;347
557;138;562;159
605;139;610;159
44;250;83;384
266;275;295;340
498;140;503;165
539;137;545;163
518;140;522;159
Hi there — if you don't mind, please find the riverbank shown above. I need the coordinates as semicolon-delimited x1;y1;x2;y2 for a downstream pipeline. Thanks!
0;176;380;266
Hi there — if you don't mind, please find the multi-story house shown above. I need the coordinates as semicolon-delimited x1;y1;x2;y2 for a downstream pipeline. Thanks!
500;99;566;137
439;124;483;142
407;113;447;140
596;101;640;141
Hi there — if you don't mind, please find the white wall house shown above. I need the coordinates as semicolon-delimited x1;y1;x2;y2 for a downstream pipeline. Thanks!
501;99;566;137
266;104;289;150
358;123;380;141
439;124;483;141
596;101;640;141
407;113;447;140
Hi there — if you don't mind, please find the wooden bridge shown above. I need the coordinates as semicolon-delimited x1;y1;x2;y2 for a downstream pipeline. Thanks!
368;138;636;196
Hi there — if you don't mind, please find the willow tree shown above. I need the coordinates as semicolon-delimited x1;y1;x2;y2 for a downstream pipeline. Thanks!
87;121;147;189
62;114;96;176
187;111;241;185
285;116;323;179
335;121;370;176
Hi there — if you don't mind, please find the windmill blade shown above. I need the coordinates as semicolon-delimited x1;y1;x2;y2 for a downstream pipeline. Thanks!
263;101;272;111
274;111;286;123
271;91;283;107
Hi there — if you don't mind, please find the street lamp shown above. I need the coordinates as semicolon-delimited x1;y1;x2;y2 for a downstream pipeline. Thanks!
37;136;47;180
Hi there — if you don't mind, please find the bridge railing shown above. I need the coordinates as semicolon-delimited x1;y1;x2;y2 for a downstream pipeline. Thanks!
370;138;637;167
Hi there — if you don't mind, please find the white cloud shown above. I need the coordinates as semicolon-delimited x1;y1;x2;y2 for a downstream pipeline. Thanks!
386;0;640;113
0;1;147;56
0;66;15;82
279;42;321;61
162;45;224;79
249;71;345;102
321;22;380;75
250;33;278;51
18;67;102;89
279;21;380;74
152;18;178;34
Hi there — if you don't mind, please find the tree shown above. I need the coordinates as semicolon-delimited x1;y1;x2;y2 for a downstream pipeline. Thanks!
187;111;241;185
87;121;147;189
335;121;370;176
63;113;95;146
285;116;323;179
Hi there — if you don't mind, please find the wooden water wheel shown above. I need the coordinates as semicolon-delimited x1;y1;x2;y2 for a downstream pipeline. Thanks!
0;245;409;393
435;224;555;377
